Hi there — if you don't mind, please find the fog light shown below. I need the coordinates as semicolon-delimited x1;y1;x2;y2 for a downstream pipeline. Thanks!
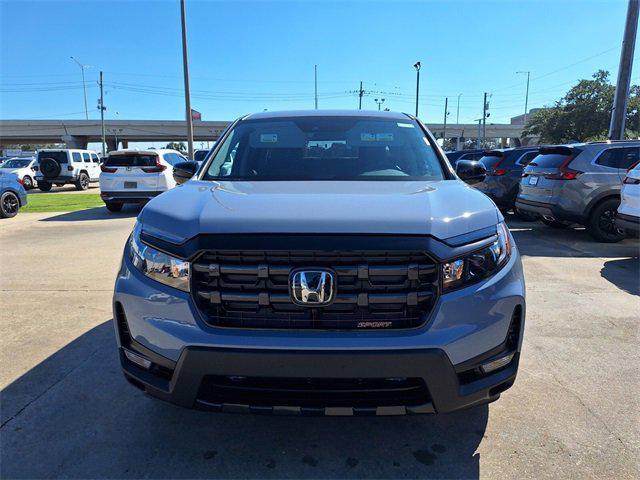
480;352;515;374
124;349;152;369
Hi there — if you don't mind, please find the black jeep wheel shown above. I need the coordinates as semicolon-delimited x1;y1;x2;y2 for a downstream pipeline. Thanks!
0;191;20;218
38;181;52;192
75;172;90;191
39;157;61;179
587;198;625;243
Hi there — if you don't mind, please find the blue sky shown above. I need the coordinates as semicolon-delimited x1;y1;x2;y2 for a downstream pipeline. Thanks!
0;0;634;127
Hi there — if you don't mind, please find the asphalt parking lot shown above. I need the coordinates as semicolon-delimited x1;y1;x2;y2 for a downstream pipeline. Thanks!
1;209;638;479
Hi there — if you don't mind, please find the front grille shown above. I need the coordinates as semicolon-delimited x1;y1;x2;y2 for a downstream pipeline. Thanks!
197;375;431;408
192;249;439;330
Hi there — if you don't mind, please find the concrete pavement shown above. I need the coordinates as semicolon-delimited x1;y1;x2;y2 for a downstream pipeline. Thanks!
0;210;638;479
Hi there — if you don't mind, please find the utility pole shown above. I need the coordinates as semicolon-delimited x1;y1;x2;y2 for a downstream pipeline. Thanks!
609;0;639;139
516;71;531;125
413;62;421;117
70;56;89;120
443;97;449;145
358;81;364;110
482;92;489;147
180;0;195;160
456;93;462;124
99;71;106;156
314;65;318;110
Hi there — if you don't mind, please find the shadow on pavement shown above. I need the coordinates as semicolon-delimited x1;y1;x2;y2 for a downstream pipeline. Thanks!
601;257;640;296
507;218;639;259
39;205;141;222
1;322;488;479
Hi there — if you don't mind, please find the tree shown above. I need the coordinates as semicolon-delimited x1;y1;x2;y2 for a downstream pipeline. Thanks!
165;142;186;153
523;70;639;143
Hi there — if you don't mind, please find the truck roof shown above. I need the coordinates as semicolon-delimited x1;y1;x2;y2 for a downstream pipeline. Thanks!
243;110;413;121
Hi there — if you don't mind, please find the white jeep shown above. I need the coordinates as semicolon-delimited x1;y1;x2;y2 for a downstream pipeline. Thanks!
35;149;101;191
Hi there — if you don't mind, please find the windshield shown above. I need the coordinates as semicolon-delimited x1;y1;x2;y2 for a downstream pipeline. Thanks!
105;154;158;167
1;159;31;168
203;116;445;181
38;151;68;164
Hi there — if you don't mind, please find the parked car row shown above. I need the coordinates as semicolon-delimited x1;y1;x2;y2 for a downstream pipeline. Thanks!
449;140;640;242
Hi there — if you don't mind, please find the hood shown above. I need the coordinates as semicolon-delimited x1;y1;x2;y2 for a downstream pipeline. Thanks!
139;180;500;244
0;167;23;174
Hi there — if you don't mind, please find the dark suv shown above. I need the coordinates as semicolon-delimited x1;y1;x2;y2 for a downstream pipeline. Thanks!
470;147;540;216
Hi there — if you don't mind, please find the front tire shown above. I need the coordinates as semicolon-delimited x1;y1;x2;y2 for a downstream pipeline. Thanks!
75;172;89;191
105;202;123;212
38;181;52;192
0;191;20;218
22;176;34;190
587;198;625;243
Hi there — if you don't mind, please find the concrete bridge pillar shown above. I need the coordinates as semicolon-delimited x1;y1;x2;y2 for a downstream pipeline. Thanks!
106;138;117;152
62;135;88;149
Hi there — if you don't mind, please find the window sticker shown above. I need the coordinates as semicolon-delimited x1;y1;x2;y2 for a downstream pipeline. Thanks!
376;133;394;141
260;133;278;143
397;122;414;128
360;133;395;142
361;133;376;142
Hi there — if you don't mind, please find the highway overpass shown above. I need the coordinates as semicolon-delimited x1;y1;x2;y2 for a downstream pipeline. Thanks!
0;119;533;150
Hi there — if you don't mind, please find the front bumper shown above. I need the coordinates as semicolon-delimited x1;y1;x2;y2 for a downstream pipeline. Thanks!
113;237;526;415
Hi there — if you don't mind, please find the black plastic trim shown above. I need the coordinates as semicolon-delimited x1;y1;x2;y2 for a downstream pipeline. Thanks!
139;232;498;264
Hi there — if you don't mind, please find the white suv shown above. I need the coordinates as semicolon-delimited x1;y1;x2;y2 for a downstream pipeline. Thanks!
35;149;101;191
616;161;640;235
99;149;187;212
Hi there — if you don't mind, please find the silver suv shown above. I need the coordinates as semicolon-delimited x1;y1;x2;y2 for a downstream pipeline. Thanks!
516;141;640;242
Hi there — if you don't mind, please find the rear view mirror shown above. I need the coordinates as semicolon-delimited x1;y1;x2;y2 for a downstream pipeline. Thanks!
173;161;199;185
456;160;487;185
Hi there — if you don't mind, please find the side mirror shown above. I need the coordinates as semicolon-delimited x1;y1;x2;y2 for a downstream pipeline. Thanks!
456;160;487;185
173;161;199;185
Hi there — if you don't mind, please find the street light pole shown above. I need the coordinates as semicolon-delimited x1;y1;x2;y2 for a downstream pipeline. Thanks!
516;71;531;125
413;61;421;117
314;64;318;110
443;97;449;146
375;98;385;111
70;56;89;120
609;0;639;139
456;93;462;124
179;0;195;160
99;71;106;156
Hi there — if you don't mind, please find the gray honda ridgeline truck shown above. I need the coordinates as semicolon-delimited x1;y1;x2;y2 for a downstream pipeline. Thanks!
113;110;525;416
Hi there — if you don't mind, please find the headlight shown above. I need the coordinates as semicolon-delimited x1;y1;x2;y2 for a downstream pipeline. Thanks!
442;222;511;291
128;222;190;292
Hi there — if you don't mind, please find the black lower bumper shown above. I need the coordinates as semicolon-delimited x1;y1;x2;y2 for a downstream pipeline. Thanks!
615;213;640;234
120;345;519;416
101;191;163;203
515;198;583;223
